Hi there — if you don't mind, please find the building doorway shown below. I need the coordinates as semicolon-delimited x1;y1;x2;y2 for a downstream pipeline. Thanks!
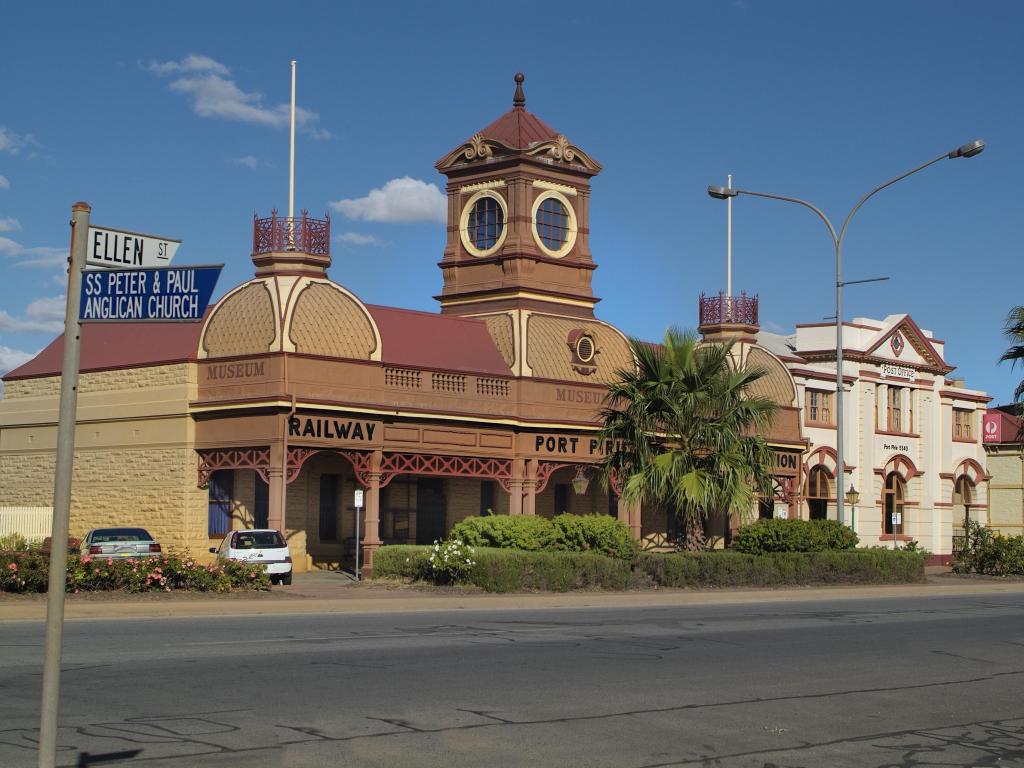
883;472;906;535
415;478;447;544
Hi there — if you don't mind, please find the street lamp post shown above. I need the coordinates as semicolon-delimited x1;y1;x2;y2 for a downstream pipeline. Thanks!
708;139;984;528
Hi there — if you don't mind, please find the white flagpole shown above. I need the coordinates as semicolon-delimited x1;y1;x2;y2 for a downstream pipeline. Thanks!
289;60;296;227
726;173;733;298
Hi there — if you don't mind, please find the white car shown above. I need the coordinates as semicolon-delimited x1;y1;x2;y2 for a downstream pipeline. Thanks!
210;529;292;585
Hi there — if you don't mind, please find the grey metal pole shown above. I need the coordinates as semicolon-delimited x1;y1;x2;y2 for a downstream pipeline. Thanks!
38;201;90;768
835;239;845;527
354;501;361;581
710;141;982;529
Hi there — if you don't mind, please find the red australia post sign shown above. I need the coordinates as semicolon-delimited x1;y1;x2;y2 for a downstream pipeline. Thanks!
983;412;1002;443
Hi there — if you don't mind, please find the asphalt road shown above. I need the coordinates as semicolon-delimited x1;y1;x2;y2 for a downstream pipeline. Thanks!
1;594;1024;767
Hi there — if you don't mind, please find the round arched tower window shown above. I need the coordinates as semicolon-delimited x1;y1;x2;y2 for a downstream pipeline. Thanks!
531;190;578;258
462;192;506;255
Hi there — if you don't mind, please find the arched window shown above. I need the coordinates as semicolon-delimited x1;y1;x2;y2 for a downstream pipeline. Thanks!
805;467;831;521
953;476;973;507
883;472;906;535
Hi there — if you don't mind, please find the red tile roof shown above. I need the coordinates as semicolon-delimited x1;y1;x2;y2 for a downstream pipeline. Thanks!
3;321;203;380
366;305;511;376
477;106;559;149
3;304;512;380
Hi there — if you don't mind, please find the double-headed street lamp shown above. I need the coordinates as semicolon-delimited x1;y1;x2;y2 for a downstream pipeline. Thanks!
708;139;984;528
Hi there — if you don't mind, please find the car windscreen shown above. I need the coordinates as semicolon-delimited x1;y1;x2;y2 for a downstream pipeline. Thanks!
233;532;285;549
91;528;152;543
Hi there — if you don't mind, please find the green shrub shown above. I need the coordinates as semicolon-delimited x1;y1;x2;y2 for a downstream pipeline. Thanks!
953;521;1024;576
636;550;925;587
374;545;631;592
0;532;31;552
372;545;431;579
551;513;639;560
448;515;556;551
0;552;271;593
732;519;859;555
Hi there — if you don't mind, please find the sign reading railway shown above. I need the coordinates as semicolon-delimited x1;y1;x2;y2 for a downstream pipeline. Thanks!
79;265;222;322
86;225;181;269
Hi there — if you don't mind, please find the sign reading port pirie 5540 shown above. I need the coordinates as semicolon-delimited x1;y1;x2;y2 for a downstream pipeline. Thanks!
79;265;222;322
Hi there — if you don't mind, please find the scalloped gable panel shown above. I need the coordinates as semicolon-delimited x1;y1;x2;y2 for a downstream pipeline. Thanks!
864;315;946;369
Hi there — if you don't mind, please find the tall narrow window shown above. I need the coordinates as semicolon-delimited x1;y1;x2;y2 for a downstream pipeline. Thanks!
554;484;570;515
953;408;973;440
319;474;339;541
480;480;496;515
805;389;833;424
254;475;269;529
207;470;234;536
908;390;914;433
888;387;902;431
805;467;830;520
883;472;906;535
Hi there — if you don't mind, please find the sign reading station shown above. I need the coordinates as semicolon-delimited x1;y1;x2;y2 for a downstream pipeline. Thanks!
79;265;221;322
86;226;181;269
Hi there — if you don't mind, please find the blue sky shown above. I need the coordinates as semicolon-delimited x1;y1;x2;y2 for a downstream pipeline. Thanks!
0;0;1021;402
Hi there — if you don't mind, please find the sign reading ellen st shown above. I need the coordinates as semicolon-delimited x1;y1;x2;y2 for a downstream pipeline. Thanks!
86;225;181;269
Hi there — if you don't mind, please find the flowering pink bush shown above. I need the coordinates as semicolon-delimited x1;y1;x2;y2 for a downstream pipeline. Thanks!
0;551;270;593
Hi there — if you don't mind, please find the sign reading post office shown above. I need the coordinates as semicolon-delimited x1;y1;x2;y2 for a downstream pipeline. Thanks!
79;265;222;322
86;225;181;269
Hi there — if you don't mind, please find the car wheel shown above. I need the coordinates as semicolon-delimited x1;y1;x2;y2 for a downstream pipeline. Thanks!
269;575;279;585
281;572;292;586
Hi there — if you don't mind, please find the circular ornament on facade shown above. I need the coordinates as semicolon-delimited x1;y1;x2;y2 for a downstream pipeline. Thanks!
531;190;577;258
460;190;507;257
575;333;596;364
891;332;905;356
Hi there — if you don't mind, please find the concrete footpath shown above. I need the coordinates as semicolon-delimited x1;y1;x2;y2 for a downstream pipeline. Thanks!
3;568;1024;621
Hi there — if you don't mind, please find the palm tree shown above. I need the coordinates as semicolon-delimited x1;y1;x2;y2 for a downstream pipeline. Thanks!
599;327;777;550
1000;305;1024;409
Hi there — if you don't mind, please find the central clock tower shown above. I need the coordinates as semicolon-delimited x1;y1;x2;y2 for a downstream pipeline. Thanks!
434;73;603;318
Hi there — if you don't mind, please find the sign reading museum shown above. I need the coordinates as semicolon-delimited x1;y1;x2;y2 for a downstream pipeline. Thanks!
79;265;222;322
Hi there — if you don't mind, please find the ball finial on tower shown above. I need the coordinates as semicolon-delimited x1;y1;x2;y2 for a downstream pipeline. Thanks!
513;72;525;107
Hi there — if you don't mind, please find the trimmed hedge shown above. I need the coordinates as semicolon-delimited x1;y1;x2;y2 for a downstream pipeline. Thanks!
732;519;859;554
636;550;926;587
374;545;926;592
447;513;638;559
448;515;556;551
374;545;631;592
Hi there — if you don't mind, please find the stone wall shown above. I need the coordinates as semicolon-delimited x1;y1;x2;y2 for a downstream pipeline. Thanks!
0;444;206;555
2;364;191;400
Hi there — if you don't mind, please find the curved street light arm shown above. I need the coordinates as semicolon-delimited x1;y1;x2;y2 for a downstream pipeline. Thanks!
731;189;839;247
837;150;951;245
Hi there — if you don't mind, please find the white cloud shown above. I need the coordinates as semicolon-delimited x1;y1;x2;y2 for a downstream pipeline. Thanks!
141;54;230;77
0;345;38;377
146;56;329;138
0;236;66;268
335;232;391;247
0;296;66;339
330;177;446;224
0;126;37;156
0;175;9;190
229;155;261;169
0;217;21;232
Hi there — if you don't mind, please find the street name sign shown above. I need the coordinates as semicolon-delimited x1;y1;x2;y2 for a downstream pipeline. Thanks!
86;225;181;269
79;265;222;322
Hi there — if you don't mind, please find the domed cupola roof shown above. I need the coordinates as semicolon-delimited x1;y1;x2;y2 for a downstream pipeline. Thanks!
435;73;601;175
198;213;381;361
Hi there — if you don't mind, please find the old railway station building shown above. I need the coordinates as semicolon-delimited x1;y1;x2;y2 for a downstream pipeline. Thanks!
0;76;989;570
